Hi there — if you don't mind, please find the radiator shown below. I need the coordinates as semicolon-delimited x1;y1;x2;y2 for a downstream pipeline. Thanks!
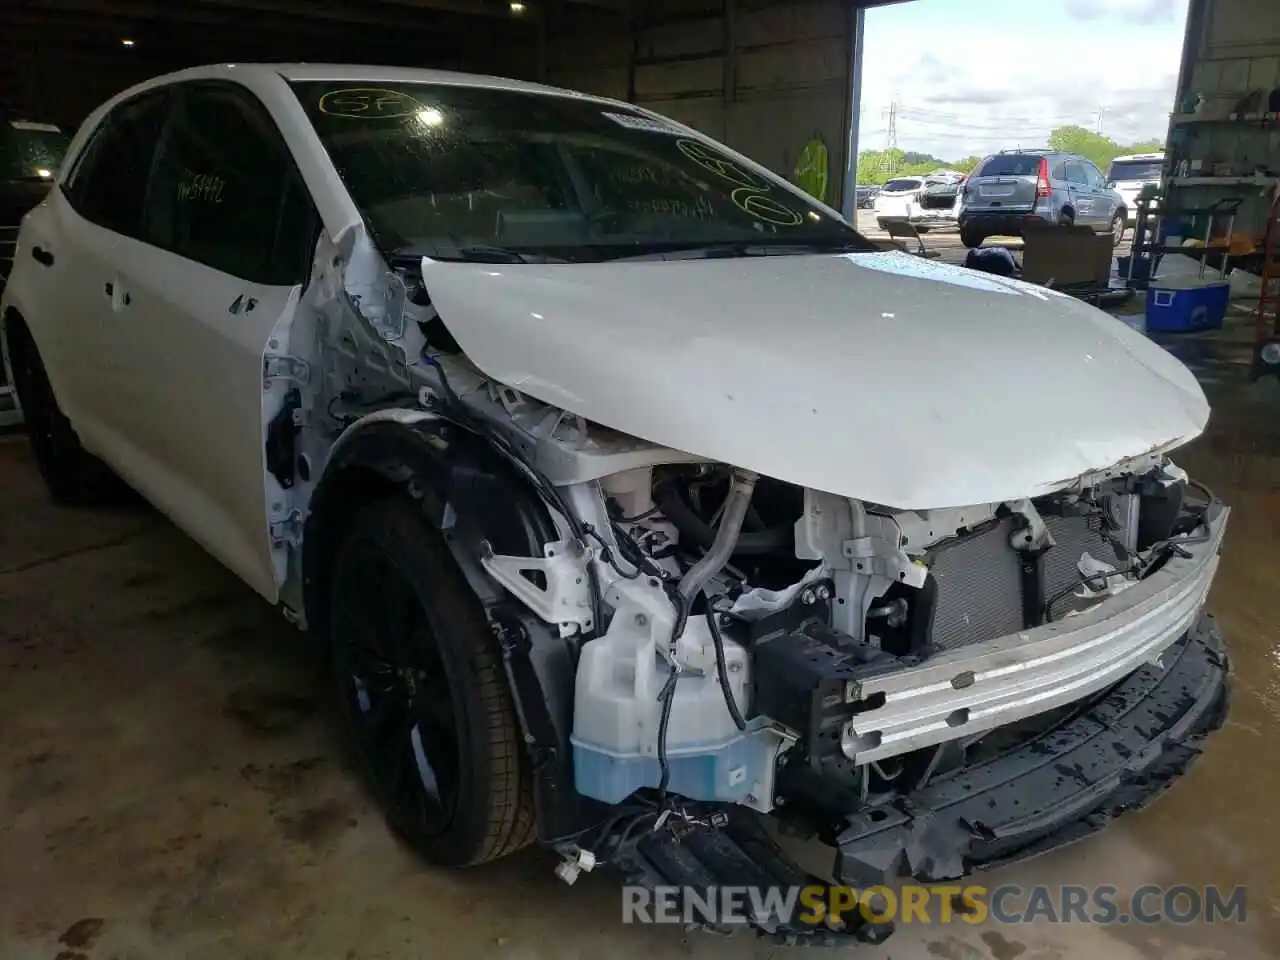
926;513;1122;651
928;519;1024;651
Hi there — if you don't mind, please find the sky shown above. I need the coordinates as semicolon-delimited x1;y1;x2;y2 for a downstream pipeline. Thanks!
859;0;1190;162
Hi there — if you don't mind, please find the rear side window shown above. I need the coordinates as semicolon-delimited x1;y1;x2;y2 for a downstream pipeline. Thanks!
2;121;70;182
143;82;316;285
974;155;1041;177
1064;161;1088;184
1108;160;1163;182
882;178;922;191
65;90;170;237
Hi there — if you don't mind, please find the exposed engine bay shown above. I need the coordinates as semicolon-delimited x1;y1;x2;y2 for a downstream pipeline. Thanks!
295;268;1224;802
507;453;1216;809
262;231;1230;943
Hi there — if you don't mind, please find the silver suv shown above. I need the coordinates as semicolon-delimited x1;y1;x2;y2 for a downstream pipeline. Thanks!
959;149;1127;249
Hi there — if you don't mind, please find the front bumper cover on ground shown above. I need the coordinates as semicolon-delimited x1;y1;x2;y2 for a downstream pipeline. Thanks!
614;613;1229;947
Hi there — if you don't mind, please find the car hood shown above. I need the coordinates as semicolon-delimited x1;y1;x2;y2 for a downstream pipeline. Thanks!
420;251;1208;509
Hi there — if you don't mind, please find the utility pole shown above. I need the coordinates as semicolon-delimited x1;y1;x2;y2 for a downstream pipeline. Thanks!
1096;106;1109;136
881;100;898;176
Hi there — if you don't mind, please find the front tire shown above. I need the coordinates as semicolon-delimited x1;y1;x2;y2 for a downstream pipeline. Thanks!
6;322;127;506
1110;211;1127;246
328;496;536;866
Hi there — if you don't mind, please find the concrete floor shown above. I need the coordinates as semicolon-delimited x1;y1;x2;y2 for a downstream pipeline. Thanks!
1;377;1278;960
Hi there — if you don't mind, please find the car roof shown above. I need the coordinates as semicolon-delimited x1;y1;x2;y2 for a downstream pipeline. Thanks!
124;62;611;103
1111;152;1165;162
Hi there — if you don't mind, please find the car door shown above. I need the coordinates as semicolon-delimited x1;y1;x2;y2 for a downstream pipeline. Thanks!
11;89;170;453
1083;161;1116;226
1063;160;1093;225
100;80;318;602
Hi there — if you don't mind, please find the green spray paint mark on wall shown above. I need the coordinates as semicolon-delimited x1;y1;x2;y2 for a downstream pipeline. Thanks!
794;137;829;203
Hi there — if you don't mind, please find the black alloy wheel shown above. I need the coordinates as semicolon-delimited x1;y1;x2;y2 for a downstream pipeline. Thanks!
328;497;535;865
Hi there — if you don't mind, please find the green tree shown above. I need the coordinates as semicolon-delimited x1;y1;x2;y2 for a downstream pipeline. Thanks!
1047;125;1123;170
901;150;948;167
856;148;958;185
1119;138;1165;155
952;156;982;174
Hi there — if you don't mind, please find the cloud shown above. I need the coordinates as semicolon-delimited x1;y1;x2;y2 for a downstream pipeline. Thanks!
857;2;1187;161
1063;0;1177;24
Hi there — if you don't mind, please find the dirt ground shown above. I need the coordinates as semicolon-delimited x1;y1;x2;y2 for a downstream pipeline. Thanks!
1;376;1278;960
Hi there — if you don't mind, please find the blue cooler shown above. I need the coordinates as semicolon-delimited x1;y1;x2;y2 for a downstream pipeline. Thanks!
1145;276;1229;333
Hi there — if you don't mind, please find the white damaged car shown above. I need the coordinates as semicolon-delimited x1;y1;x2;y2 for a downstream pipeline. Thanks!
1;65;1229;946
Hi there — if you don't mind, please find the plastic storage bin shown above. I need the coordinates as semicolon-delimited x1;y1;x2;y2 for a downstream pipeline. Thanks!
1145;276;1229;333
1116;254;1153;288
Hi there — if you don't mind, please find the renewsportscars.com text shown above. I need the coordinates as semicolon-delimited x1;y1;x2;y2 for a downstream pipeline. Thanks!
622;883;1247;928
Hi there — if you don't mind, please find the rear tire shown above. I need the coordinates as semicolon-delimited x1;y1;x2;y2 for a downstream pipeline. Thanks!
327;496;536;866
6;321;128;506
876;218;888;232
1110;211;1127;246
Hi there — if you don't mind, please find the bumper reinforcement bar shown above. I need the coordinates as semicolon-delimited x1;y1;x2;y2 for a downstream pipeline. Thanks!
609;615;1227;947
836;613;1229;883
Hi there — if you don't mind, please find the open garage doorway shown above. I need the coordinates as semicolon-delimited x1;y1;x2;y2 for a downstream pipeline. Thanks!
853;0;1191;247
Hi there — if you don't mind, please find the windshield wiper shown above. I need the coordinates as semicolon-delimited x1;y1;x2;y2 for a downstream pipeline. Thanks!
605;238;874;262
390;242;566;265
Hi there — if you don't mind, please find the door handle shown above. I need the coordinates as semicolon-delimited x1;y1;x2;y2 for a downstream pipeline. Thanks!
31;246;54;266
228;294;258;315
104;281;131;308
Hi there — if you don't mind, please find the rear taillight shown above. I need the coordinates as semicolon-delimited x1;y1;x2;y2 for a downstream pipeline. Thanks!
1035;158;1051;198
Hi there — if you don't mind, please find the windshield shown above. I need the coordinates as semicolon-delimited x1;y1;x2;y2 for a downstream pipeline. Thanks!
975;155;1045;177
1108;160;1163;182
289;81;872;262
2;120;69;182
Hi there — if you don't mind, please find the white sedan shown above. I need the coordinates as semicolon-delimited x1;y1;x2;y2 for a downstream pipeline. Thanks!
1;63;1229;945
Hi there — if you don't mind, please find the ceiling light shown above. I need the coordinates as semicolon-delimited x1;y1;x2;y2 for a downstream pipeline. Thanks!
120;38;136;47
417;107;445;128
509;2;527;14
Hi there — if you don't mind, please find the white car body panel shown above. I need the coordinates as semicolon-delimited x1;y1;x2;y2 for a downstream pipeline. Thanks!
5;191;122;451
97;233;297;602
873;189;916;220
420;250;1208;510
1109;153;1164;225
13;191;295;602
0;65;340;603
